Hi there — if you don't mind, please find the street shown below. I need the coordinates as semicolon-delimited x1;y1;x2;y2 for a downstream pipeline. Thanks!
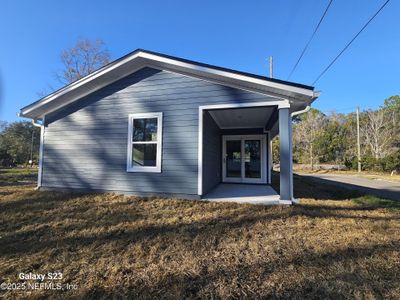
298;173;400;201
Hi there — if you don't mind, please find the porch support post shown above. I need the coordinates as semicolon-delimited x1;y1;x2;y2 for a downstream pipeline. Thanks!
268;132;272;184
278;107;294;201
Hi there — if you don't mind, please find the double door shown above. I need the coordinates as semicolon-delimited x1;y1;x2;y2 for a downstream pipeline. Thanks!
222;135;267;184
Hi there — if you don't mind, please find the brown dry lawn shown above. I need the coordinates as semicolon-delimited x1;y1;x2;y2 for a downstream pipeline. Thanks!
0;169;399;299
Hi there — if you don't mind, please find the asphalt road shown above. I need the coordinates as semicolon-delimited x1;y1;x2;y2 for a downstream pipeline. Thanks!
298;173;400;201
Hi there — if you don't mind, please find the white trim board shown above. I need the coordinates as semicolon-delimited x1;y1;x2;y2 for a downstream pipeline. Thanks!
126;112;163;173
200;100;290;111
267;132;272;185
36;116;45;189
139;52;315;96
161;69;288;101
20;49;317;120
198;100;288;196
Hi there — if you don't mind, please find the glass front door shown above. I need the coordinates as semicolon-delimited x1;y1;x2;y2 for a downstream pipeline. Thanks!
223;135;266;183
244;140;261;179
226;140;242;178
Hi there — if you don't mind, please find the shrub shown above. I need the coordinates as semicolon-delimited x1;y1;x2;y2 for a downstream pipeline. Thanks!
380;152;400;172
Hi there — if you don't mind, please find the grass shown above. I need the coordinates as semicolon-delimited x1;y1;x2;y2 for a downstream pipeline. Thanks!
0;168;37;185
0;169;399;299
352;195;400;211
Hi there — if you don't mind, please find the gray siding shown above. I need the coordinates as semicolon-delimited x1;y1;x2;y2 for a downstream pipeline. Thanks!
202;112;221;194
42;67;271;197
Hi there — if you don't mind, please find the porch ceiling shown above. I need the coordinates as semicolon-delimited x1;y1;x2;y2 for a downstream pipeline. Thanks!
209;106;276;129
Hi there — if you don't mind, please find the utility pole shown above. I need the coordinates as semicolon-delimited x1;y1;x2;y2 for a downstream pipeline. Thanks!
268;56;273;78
356;107;361;173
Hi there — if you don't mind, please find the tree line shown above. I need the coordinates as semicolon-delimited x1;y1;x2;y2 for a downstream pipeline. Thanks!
283;95;399;172
0;121;40;167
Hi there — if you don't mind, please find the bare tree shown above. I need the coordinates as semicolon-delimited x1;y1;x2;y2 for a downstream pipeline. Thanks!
361;109;392;159
293;109;325;170
36;83;56;98
56;38;110;84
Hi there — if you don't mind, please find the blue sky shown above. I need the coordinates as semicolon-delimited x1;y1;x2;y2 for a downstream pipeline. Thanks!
0;0;399;122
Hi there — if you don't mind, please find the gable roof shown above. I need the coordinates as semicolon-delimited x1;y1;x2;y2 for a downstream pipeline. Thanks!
19;49;318;120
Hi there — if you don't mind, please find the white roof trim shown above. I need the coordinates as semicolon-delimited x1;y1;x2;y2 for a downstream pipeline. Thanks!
20;50;316;119
139;52;315;97
20;52;143;117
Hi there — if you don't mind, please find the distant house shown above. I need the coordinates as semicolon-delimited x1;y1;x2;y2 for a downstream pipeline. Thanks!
19;49;318;204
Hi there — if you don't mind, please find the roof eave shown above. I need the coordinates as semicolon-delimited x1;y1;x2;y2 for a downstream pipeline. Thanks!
19;50;316;119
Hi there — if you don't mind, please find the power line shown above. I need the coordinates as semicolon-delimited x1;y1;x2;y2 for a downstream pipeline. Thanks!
312;0;391;85
287;0;334;80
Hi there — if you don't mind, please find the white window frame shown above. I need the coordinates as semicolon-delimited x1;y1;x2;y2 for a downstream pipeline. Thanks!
222;134;267;184
127;112;163;173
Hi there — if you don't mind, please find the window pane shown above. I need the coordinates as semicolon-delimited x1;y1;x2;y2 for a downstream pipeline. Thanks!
244;140;261;178
226;140;241;178
132;144;157;167
133;118;158;142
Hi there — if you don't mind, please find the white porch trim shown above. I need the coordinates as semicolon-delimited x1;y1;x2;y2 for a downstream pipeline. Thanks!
198;100;288;196
37;116;45;189
267;131;272;184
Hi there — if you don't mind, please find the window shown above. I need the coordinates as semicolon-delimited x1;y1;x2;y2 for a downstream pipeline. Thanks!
127;112;163;172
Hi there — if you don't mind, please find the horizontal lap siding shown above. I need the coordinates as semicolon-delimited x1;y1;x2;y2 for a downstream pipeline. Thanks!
42;67;270;196
202;112;221;194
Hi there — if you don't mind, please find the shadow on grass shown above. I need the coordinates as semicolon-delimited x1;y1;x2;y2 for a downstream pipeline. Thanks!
1;190;399;260
79;240;400;299
0;190;85;213
0;201;284;257
1;186;399;298
271;171;396;201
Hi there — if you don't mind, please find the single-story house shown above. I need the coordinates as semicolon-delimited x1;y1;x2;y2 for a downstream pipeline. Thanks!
19;49;319;204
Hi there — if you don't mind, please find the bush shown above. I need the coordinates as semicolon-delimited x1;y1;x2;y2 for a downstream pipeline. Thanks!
344;154;400;173
362;156;380;172
344;157;357;170
379;152;400;172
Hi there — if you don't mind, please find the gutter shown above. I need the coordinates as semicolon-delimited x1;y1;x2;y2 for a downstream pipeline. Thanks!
291;91;320;117
31;119;43;127
291;105;311;117
16;111;43;126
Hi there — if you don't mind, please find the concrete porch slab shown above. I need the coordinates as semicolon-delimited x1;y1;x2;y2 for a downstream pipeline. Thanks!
203;183;288;205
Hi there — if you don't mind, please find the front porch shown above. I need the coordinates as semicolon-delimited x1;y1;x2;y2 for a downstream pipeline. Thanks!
199;100;295;204
203;183;292;205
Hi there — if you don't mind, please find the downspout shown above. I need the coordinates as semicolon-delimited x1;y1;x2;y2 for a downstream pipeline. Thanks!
288;91;319;203
31;118;45;190
291;105;311;117
31;119;43;127
291;91;320;117
283;105;310;204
